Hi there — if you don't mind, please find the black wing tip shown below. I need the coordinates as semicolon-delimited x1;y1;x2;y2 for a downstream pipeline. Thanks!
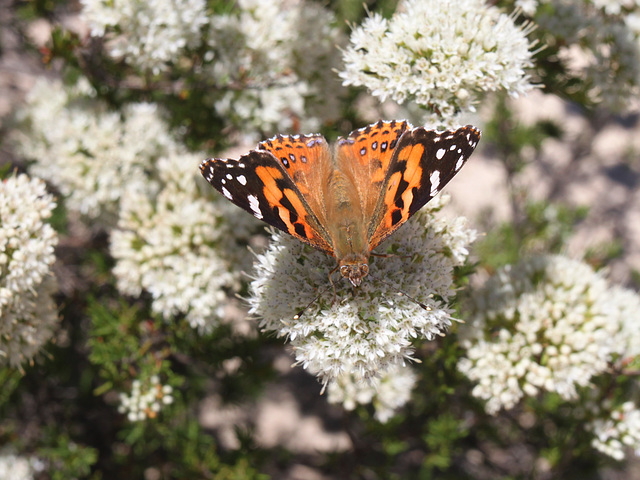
199;158;214;175
461;124;482;140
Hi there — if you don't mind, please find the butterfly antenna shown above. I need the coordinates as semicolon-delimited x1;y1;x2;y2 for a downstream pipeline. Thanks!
367;273;432;312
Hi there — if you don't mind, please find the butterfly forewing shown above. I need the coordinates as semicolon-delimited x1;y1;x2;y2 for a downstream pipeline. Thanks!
200;151;334;255
257;134;333;230
368;125;481;249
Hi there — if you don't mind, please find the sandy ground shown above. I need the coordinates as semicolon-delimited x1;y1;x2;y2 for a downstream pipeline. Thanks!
2;4;640;478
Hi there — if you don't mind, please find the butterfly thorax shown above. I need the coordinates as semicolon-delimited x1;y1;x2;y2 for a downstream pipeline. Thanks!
323;169;370;287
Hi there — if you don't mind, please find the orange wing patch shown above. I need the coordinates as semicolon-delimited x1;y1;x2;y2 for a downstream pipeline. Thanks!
336;120;412;224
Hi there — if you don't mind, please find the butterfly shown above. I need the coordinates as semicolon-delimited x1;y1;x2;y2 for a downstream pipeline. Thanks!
200;120;480;288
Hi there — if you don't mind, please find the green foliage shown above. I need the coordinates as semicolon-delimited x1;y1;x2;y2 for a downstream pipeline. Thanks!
476;199;588;271
37;433;99;480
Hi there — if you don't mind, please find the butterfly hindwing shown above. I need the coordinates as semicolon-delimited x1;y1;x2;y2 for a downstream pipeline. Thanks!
200;151;334;255
368;125;481;249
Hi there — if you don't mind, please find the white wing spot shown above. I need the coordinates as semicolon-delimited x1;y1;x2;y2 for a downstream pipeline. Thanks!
238;163;245;168
436;148;446;160
222;187;233;200
449;144;457;151
237;175;247;186
455;155;465;171
430;170;441;196
221;178;226;184
226;173;233;180
248;194;263;219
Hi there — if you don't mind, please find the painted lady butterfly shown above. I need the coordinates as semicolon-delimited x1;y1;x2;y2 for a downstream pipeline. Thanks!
200;120;480;287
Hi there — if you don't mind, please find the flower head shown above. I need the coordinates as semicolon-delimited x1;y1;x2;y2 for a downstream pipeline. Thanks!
0;173;59;367
339;0;536;125
249;195;476;384
81;0;208;74
117;375;174;422
327;364;418;422
458;255;640;415
207;0;344;136
589;401;640;461
14;78;177;222
111;152;248;333
0;447;39;480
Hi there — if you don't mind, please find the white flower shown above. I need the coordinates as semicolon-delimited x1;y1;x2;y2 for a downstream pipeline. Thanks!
0;174;59;368
589;401;640;461
13;78;178;222
0;447;38;480
206;0;345;136
516;0;539;16
117;375;174;421
327;364;418;422
339;0;536;125
81;0;208;74
459;255;640;415
249;195;476;385
111;151;247;333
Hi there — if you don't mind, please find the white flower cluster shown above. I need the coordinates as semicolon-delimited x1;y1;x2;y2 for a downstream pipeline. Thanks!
534;0;640;112
118;375;174;422
327;364;418;422
458;255;640;415
111;152;244;333
589;401;640;461
15;77;246;333
339;0;536;125
208;0;344;135
14;78;176;221
0;448;39;480
249;195;476;385
0;174;59;368
81;0;208;74
79;0;343;135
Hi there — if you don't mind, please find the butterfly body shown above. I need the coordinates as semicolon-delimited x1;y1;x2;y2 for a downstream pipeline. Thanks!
318;167;367;284
200;121;481;287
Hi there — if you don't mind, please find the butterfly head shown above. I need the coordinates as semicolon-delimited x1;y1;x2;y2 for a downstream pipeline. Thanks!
339;254;369;287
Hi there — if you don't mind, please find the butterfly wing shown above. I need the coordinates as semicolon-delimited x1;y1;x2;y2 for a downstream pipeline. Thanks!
200;147;334;255
256;133;333;230
368;125;481;249
335;120;412;226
